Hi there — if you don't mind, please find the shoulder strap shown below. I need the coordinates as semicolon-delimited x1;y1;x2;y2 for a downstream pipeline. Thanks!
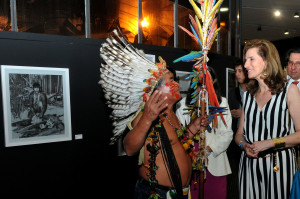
159;124;184;199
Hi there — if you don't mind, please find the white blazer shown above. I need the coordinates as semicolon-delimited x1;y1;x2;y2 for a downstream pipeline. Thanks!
176;97;233;176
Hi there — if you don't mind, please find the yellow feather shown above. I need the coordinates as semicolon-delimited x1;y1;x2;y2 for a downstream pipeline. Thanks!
204;0;209;22
195;16;204;45
209;0;223;20
189;0;203;20
208;27;220;49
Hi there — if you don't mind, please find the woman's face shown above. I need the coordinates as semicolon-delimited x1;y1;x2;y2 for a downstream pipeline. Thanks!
244;47;266;80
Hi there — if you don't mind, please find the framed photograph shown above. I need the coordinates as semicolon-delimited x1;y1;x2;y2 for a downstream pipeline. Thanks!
1;65;72;147
176;70;191;98
145;54;156;63
226;67;237;100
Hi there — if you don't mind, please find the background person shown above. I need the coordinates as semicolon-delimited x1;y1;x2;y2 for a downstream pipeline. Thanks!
28;82;47;124
176;67;233;199
285;47;300;88
228;59;249;133
226;58;248;199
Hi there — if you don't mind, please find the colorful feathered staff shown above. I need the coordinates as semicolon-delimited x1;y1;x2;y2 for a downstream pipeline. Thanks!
173;0;225;198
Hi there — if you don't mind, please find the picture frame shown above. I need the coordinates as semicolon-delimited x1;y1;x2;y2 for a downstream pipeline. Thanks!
1;65;72;147
145;54;156;63
176;70;191;98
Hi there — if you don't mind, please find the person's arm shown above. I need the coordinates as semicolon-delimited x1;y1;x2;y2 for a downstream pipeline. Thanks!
207;98;233;157
249;85;300;156
234;106;257;157
123;90;168;156
40;93;48;116
284;85;300;147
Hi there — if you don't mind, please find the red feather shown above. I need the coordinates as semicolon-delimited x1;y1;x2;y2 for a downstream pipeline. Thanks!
189;15;200;37
178;25;199;43
205;68;227;127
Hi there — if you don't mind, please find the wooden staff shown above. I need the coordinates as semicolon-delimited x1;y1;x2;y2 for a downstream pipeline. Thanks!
199;97;206;199
198;58;207;199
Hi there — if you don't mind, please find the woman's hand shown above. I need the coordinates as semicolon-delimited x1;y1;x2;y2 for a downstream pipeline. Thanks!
244;143;259;158
245;140;274;158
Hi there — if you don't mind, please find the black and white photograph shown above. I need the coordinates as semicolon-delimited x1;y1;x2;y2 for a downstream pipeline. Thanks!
1;65;72;147
176;70;191;98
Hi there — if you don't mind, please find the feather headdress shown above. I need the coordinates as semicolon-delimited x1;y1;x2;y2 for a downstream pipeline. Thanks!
99;28;169;145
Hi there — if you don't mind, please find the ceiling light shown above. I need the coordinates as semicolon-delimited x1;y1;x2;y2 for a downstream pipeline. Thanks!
284;30;289;35
220;7;229;12
294;11;300;18
274;10;281;16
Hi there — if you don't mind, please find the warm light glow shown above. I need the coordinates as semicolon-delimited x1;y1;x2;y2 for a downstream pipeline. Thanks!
274;10;281;16
141;18;149;27
220;21;226;27
284;30;289;35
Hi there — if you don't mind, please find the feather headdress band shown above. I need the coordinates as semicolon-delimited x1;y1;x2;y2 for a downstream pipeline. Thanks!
99;28;169;144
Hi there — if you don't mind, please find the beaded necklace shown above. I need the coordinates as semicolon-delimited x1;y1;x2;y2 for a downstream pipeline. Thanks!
145;120;162;199
161;113;196;166
145;113;197;199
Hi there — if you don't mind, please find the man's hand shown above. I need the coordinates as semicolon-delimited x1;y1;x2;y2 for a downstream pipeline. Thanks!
187;115;209;135
142;90;168;123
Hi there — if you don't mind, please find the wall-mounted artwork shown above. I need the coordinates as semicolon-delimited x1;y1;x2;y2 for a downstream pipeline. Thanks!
176;70;191;98
1;65;72;147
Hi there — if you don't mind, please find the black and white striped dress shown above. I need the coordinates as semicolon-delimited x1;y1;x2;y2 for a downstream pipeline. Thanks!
239;85;296;199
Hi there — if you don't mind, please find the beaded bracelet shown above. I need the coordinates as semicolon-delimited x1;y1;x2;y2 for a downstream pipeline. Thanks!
272;137;285;150
239;141;247;150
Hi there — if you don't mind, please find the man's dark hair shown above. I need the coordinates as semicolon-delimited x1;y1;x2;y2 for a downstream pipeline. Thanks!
168;67;178;82
234;58;249;84
33;82;40;88
234;58;243;67
285;47;300;62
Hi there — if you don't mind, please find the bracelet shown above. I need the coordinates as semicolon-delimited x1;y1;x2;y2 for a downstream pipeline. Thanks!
272;137;285;150
187;126;195;136
239;141;247;150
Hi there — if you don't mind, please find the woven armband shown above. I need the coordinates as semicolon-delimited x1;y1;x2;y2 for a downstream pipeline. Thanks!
272;137;285;150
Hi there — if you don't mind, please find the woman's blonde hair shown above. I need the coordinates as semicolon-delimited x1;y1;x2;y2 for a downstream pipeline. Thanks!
243;39;287;95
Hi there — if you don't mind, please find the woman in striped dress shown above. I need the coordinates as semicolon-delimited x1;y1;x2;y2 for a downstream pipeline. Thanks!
235;39;300;199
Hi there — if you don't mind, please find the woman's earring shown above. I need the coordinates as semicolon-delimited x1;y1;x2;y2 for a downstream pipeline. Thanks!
263;70;268;76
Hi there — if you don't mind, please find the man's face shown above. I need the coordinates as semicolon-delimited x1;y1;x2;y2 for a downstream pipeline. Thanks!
34;87;40;93
234;65;246;84
287;52;300;80
159;72;181;101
